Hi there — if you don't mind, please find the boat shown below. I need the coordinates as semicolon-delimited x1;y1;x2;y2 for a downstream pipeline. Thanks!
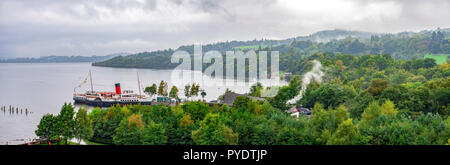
73;70;152;107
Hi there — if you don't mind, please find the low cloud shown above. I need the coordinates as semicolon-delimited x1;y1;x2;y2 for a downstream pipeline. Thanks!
0;0;449;58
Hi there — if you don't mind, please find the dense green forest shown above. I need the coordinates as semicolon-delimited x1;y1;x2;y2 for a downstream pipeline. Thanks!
93;29;450;70
36;51;450;145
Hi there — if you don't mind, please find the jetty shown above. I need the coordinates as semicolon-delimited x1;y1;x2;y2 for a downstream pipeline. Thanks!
1;105;31;116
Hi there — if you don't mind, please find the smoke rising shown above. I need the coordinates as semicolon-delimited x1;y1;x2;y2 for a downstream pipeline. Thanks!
286;60;324;104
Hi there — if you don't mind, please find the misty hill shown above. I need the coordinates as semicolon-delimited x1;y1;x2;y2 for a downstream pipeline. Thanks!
0;53;128;63
93;28;450;69
295;29;379;42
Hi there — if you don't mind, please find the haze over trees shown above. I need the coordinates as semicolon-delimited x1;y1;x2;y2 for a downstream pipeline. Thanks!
92;29;450;70
35;28;450;145
1;53;127;63
37;51;450;145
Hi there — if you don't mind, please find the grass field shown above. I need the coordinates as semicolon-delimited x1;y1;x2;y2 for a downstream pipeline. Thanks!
83;138;108;145
233;45;267;50
424;54;449;64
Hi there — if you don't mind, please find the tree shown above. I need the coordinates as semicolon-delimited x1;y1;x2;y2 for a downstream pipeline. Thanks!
249;82;263;97
192;113;238;145
367;78;388;96
169;85;179;99
184;84;191;100
361;101;382;123
423;58;437;68
57;103;76;144
232;96;251;110
145;83;157;97
35;114;59;143
90;106;127;141
269;76;301;110
327;119;368;145
180;114;194;128
380;85;406;105
390;70;410;84
113;114;145;145
429;87;450;115
380;100;398;118
74;108;94;144
190;83;200;99
200;90;207;100
301;83;353;109
142;121;168;145
310;103;350;137
182;101;210;121
443;118;450;144
158;80;168;97
412;59;426;69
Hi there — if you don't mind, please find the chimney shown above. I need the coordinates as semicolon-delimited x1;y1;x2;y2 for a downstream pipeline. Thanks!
115;83;121;94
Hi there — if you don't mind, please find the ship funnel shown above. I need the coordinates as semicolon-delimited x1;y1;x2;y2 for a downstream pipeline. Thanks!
115;83;122;94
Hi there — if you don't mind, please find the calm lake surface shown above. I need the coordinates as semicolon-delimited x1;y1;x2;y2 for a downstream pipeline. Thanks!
0;63;285;144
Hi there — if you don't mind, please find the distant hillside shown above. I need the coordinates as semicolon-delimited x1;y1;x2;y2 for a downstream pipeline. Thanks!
295;29;379;42
0;53;128;63
93;40;286;69
93;28;450;70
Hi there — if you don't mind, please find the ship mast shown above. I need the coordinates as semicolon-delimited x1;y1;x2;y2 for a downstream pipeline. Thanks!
89;69;94;93
137;71;142;98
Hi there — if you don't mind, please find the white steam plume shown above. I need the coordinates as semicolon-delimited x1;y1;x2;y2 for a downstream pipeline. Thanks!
286;60;324;105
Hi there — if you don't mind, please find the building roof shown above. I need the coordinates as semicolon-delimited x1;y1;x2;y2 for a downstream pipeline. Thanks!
222;92;243;106
287;106;310;113
287;106;298;113
221;92;266;106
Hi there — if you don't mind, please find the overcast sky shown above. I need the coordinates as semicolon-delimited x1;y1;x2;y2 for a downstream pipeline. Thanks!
0;0;449;58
